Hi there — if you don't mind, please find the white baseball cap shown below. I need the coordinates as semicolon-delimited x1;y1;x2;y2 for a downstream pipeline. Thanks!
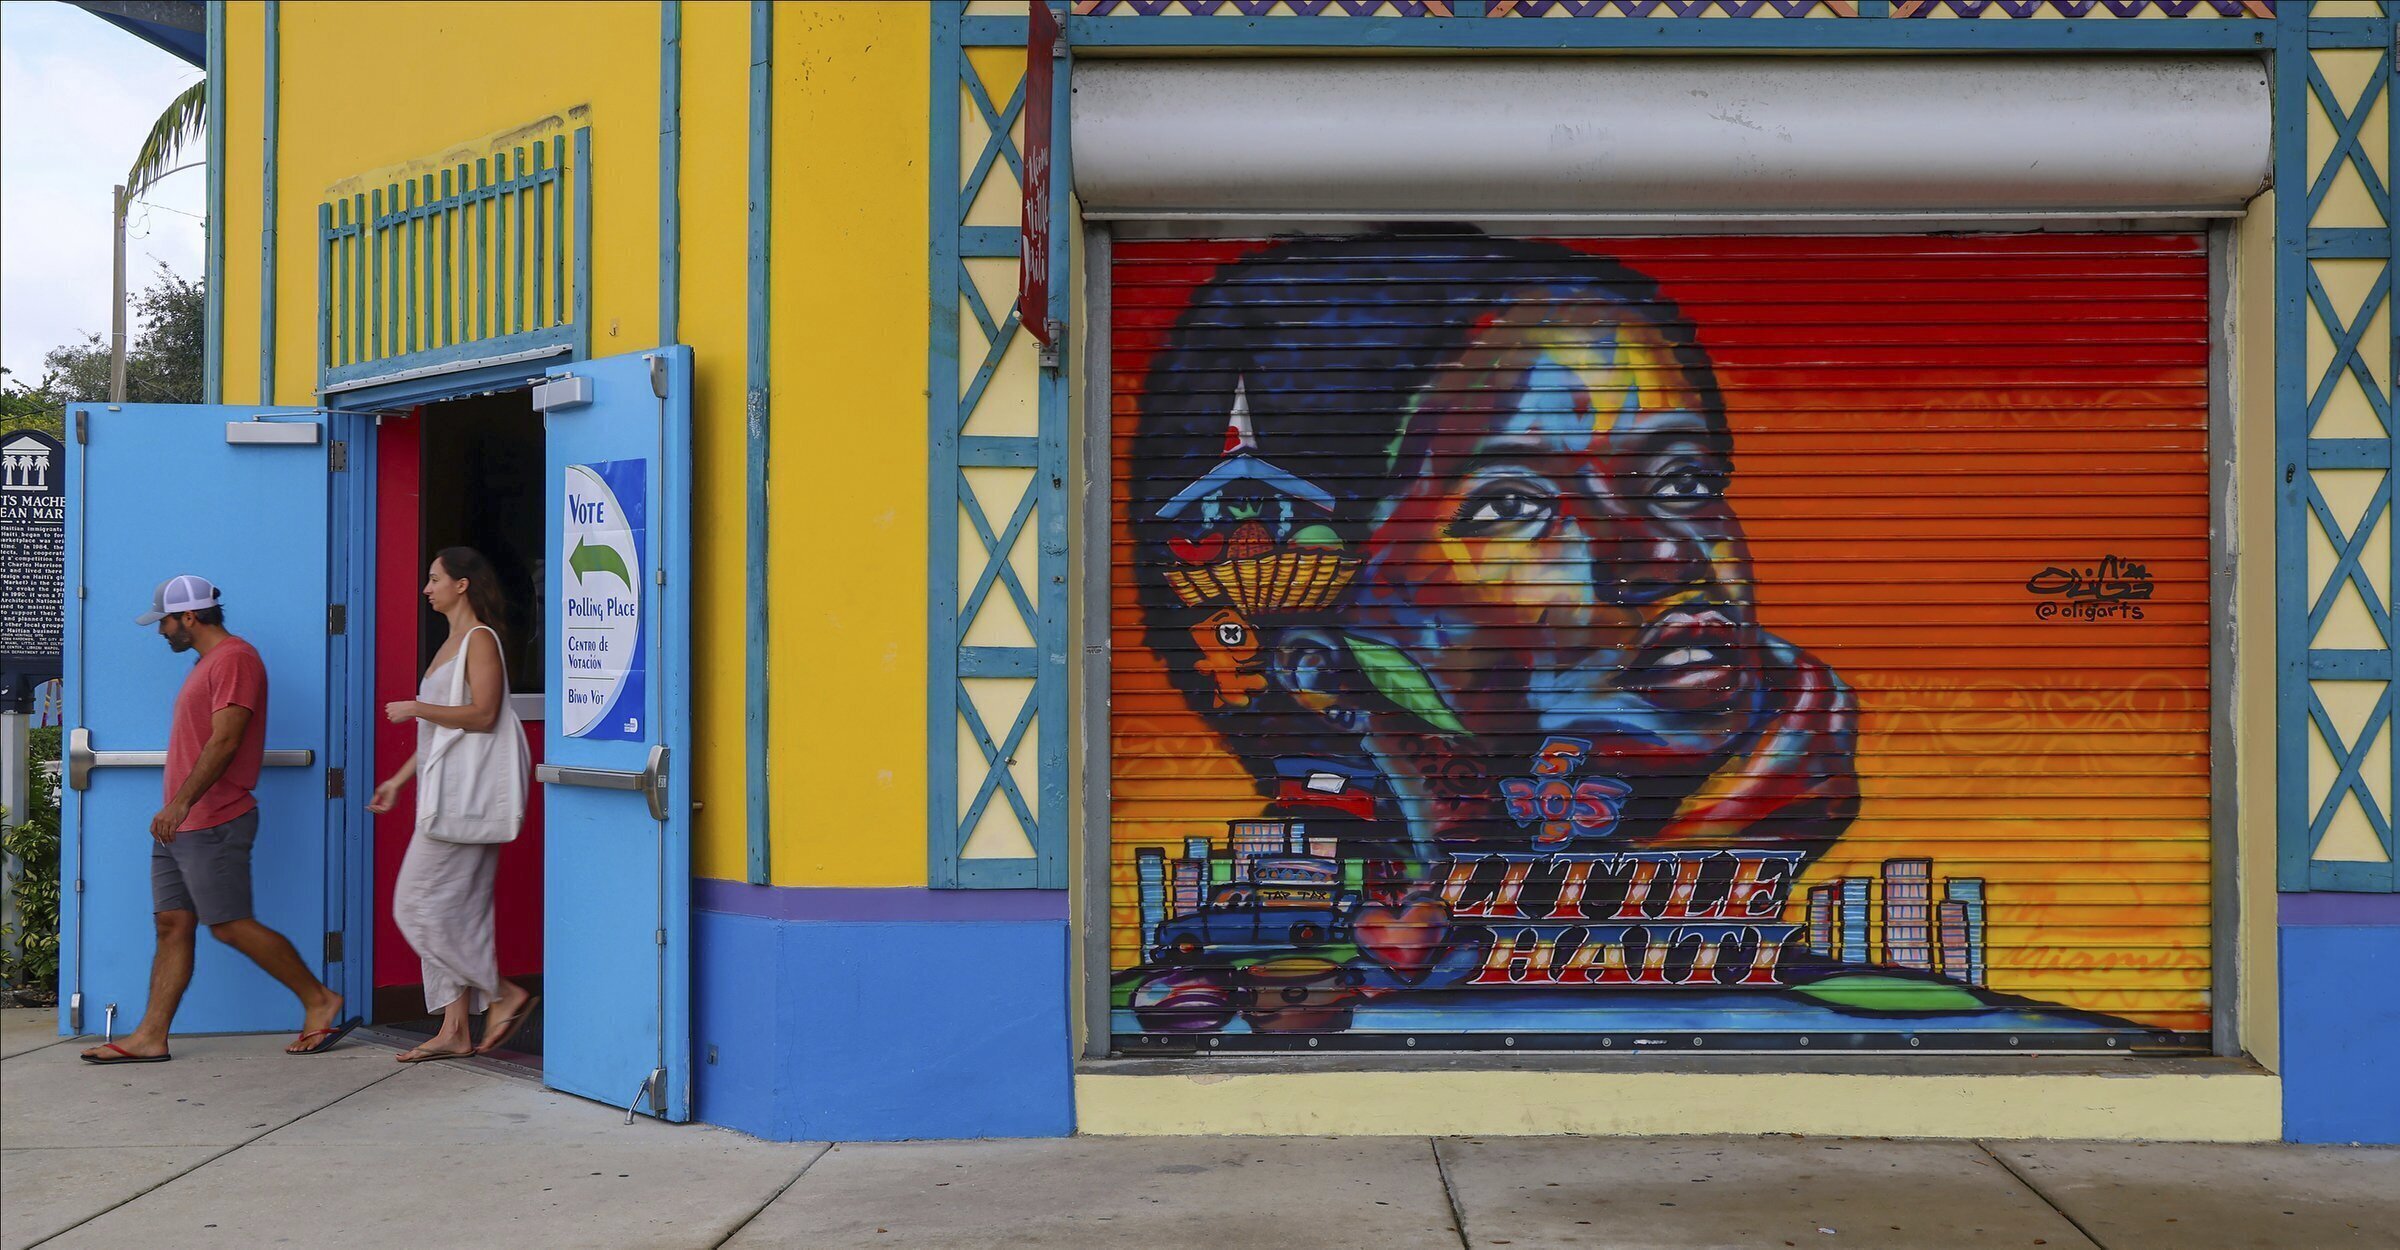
136;575;221;626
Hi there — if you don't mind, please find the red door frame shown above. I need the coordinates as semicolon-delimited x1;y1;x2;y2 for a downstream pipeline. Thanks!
371;409;547;1012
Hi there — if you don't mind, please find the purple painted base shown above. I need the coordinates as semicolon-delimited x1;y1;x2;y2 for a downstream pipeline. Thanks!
2281;892;2400;926
694;878;1069;922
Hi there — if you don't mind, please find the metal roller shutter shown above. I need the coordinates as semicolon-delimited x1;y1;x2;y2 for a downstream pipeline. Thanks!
1106;232;2213;1054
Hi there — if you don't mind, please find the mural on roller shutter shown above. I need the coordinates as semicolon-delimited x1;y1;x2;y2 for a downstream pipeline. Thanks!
1110;233;2214;1050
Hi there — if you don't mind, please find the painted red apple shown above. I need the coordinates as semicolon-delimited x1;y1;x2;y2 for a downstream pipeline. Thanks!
1168;533;1227;564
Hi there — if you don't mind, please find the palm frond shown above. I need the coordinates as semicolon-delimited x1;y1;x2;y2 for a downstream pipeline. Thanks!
124;80;207;201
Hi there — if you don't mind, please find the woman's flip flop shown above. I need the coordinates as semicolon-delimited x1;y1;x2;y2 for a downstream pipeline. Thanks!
476;995;540;1055
396;1046;474;1064
81;1043;171;1064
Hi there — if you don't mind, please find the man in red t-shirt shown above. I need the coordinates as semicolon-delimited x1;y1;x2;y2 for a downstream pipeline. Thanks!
80;576;359;1064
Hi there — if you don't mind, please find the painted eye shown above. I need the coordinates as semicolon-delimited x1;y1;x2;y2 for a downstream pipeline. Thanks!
1652;465;1721;506
1454;485;1557;537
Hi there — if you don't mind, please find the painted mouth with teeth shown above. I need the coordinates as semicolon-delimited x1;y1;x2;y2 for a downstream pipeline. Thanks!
1620;606;1756;716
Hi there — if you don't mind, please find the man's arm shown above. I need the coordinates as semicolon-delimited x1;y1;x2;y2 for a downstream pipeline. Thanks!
152;704;252;843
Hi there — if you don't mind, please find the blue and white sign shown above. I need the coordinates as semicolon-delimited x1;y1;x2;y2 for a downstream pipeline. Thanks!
560;458;646;741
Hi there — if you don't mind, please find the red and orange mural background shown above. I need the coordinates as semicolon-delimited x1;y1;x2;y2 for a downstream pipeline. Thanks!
1110;233;2211;1039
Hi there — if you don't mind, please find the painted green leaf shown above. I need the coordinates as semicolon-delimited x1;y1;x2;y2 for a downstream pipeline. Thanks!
1343;635;1468;736
1791;974;1987;1014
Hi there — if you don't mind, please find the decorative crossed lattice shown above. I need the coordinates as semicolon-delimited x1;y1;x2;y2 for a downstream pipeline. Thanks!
2284;20;2398;891
1892;0;2272;15
931;10;1066;888
1075;1;1454;13
1071;0;2277;13
1497;0;1852;13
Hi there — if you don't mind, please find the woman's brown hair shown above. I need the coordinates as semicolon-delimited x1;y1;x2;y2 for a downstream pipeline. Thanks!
433;545;511;648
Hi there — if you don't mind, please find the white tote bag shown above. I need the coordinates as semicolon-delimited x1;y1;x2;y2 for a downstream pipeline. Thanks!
416;624;530;845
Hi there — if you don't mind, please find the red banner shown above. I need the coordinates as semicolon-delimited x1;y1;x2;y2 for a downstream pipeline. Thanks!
1020;1;1058;347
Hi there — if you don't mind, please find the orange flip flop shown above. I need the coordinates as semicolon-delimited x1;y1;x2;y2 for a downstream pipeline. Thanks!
288;1016;363;1055
82;1043;171;1065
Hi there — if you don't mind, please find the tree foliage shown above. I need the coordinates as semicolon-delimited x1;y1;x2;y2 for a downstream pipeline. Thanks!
1;266;207;428
125;80;207;203
2;726;62;993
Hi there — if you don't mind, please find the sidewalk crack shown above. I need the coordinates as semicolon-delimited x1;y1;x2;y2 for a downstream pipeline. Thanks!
1431;1136;1473;1250
1976;1140;2109;1250
709;1140;833;1249
27;1061;412;1249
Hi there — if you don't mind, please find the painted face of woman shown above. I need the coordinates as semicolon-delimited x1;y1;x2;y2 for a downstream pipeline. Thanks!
1327;303;1854;857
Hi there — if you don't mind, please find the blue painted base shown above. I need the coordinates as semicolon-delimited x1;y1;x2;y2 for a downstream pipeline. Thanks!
692;906;1074;1141
2280;921;2400;1144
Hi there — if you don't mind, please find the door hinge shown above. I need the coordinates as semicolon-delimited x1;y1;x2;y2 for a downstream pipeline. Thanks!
329;440;348;472
328;605;347;635
649;355;668;398
655;928;667;947
74;410;88;443
326;767;345;799
323;931;344;963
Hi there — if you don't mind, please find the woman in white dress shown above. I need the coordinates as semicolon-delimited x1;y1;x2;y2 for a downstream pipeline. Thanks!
367;546;536;1062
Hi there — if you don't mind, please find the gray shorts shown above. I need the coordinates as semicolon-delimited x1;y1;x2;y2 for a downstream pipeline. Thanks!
151;808;259;925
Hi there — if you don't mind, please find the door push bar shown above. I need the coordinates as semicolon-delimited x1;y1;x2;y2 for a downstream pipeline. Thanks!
536;745;670;822
67;728;315;792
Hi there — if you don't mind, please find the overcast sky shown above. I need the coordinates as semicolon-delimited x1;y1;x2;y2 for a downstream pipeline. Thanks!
2;1;208;387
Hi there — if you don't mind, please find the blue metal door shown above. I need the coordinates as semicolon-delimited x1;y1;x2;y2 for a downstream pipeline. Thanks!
536;347;692;1120
61;406;343;1038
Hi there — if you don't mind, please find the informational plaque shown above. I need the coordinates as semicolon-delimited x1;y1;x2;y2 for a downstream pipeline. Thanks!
0;429;65;702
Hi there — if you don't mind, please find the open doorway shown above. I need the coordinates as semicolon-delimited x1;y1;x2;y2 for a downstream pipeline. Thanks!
370;389;548;1060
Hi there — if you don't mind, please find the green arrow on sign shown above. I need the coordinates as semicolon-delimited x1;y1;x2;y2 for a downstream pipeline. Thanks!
569;537;633;589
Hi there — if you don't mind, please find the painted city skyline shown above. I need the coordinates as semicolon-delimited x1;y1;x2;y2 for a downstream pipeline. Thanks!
1805;861;1989;987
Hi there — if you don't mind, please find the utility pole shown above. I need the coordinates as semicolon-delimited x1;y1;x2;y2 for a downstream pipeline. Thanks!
109;184;128;404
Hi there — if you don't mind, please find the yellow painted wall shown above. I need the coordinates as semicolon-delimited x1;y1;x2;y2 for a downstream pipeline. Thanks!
221;1;932;885
763;3;932;886
683;0;757;881
219;3;260;403
262;0;664;386
224;0;743;857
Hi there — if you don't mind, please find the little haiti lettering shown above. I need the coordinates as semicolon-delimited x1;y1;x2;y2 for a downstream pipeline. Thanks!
561;461;645;739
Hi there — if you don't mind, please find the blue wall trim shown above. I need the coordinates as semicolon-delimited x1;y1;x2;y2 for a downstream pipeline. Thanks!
2281;923;2400;1143
745;0;773;885
1040;14;2274;51
927;3;961;891
2277;6;2399;893
660;0;681;346
697;879;1068;922
204;2;224;404
314;323;576;393
691;909;1074;1141
259;1;278;404
2272;0;2310;892
1036;1;1071;891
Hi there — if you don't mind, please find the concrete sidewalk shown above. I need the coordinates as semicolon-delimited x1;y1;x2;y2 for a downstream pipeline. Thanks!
2;1011;2393;1250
